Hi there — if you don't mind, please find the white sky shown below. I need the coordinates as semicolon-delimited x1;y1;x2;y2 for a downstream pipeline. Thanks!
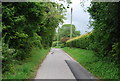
58;0;93;35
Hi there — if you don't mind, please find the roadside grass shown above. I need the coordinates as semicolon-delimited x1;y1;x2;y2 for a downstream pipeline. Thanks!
3;48;49;79
62;47;119;79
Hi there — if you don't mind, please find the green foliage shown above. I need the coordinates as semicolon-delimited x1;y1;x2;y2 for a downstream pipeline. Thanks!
63;47;119;79
2;2;65;74
87;2;120;62
66;32;91;49
58;24;80;40
3;48;49;79
2;43;16;73
52;41;64;48
66;2;120;63
52;41;62;47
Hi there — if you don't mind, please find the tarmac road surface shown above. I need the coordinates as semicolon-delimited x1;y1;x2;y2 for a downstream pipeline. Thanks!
35;48;97;81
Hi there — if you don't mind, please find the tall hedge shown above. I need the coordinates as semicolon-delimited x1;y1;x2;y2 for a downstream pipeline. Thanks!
66;32;91;49
66;2;120;63
2;2;65;73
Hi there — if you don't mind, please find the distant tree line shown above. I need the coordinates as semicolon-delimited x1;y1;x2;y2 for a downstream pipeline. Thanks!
53;24;80;43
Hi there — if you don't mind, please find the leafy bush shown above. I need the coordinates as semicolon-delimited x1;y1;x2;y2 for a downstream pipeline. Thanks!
52;41;62;47
66;2;120;63
66;32;91;49
66;30;119;63
2;2;65;74
2;43;15;73
3;48;49;79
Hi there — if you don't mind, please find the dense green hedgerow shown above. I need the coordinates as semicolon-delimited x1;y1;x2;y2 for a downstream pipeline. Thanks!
66;32;91;49
66;2;120;64
2;2;65;74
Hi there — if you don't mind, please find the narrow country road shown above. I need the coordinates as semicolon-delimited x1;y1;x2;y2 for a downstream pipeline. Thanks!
35;48;97;80
35;48;75;79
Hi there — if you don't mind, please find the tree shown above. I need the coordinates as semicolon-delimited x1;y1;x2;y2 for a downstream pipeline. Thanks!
58;24;80;40
2;2;65;73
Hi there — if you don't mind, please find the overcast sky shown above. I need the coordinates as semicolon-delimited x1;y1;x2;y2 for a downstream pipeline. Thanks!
58;0;93;35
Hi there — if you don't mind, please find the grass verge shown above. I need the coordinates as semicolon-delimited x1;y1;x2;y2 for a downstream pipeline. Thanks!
62;47;119;79
3;47;49;79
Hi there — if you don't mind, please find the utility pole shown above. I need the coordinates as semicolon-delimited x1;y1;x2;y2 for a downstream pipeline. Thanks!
57;27;59;47
70;7;73;48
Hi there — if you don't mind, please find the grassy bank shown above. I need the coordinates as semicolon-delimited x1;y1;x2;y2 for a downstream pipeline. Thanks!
3;48;49;79
62;47;119;79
